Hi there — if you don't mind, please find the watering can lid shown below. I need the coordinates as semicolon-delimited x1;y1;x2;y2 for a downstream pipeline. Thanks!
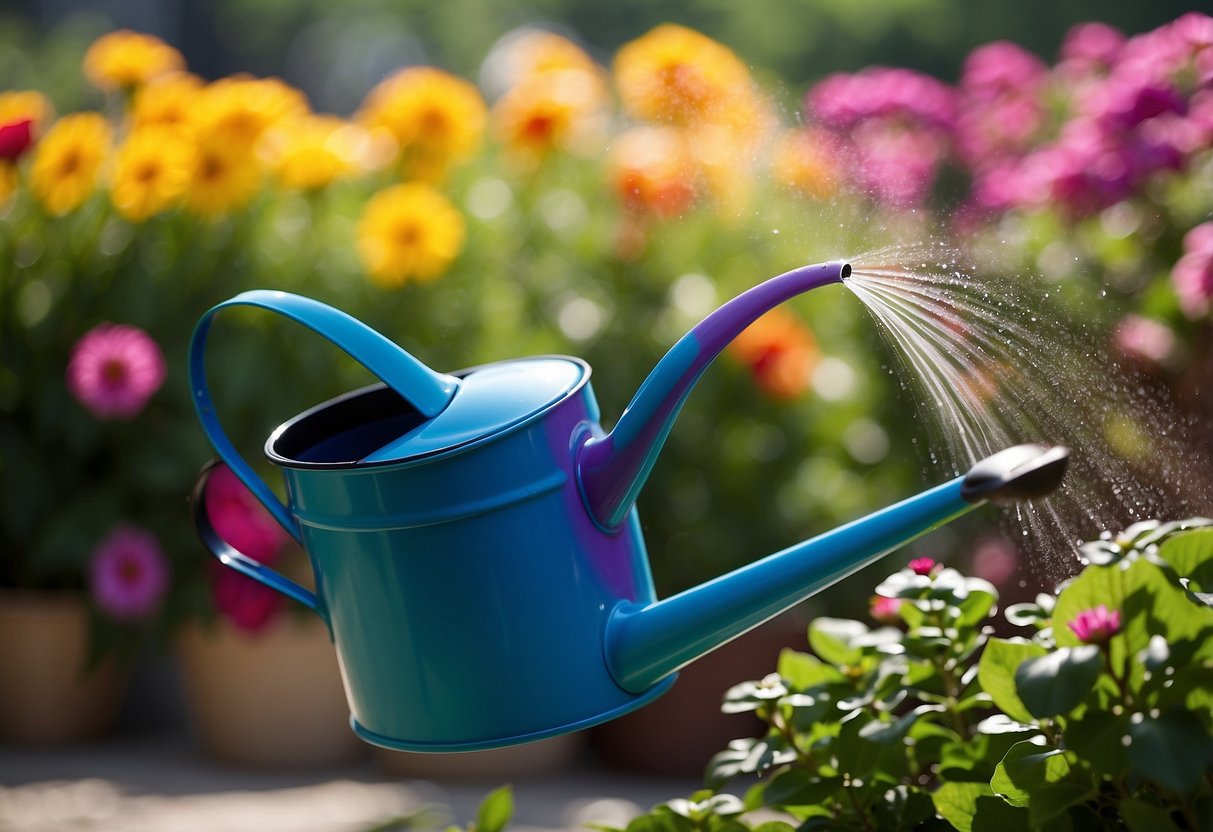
361;357;585;463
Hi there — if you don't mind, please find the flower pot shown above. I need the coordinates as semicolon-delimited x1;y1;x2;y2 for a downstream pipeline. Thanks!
177;613;363;768
375;731;586;781
0;591;125;744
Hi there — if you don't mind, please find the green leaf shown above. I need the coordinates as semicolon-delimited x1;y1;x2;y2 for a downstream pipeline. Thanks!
836;710;883;776
1156;528;1213;591
475;786;514;832
1014;645;1102;718
1062;709;1129;779
970;796;1032;831
751;823;796;832
777;649;844;689
978;638;1047;724
1119;799;1183;832
760;769;842;808
991;741;1090;825
933;782;990;832
857;704;945;745
706;737;796;787
1126;711;1213;795
807;618;867;666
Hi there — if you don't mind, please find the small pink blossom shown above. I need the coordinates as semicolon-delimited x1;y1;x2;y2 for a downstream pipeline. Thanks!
1059;22;1126;79
870;595;902;625
1113;314;1177;365
1172;221;1213;318
205;463;290;562
908;557;938;576
89;525;170;621
1067;604;1122;644
66;323;166;420
211;563;283;634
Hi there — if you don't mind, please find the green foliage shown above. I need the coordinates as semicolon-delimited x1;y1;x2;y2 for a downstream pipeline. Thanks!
602;520;1213;830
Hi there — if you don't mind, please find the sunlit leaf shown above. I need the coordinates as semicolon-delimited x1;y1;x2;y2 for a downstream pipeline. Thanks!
978;638;1046;724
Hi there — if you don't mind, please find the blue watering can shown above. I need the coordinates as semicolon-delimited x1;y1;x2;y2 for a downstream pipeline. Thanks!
189;260;1068;752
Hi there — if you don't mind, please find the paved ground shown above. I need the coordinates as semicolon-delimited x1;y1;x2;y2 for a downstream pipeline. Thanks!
0;734;702;832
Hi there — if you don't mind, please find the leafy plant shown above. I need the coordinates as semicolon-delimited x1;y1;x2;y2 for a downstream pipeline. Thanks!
596;519;1213;831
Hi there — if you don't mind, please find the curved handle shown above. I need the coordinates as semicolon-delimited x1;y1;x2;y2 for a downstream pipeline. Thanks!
191;459;320;613
188;289;460;541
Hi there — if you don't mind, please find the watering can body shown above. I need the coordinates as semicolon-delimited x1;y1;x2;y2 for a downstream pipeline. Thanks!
189;266;1069;752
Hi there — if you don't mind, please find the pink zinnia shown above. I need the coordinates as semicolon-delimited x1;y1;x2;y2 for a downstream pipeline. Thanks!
90;525;170;621
66;323;166;420
1173;222;1213;318
205;463;290;562
908;557;938;576
870;595;902;625
1067;604;1121;644
211;563;284;634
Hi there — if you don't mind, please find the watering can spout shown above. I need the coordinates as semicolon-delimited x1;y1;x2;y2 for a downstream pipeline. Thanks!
577;260;851;531
605;443;1069;694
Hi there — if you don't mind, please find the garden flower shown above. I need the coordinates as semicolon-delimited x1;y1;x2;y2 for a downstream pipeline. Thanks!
1172;221;1213;318
613;24;754;127
190;75;308;153
870;595;902;625
908;557;937;576
491;69;606;160
0;118;32;161
770;128;842;200
89;525;170;621
728;307;819;400
83;30;184;91
1058;21;1126;80
29;112;112;215
130;72;204;130
211;563;283;634
607;126;699;218
262;114;369;190
0;89;52;136
481;28;605;100
956;42;1048;167
1067;604;1121;644
205;463;289;564
357;182;466;287
109;125;194;221
357;67;487;182
66;322;166;420
183;136;261;217
1113;314;1178;365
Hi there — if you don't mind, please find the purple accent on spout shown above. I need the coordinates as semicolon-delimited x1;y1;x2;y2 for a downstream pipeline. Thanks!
577;260;849;530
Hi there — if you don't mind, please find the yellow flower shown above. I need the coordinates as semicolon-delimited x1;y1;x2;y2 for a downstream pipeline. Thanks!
614;25;754;127
491;70;606;159
607;126;699;218
109;125;194;221
0;90;53;137
357;183;465;287
183;138;261;217
771;128;842;200
29;112;112;215
357;67;486;181
84;30;184;91
192;75;308;150
131;72;204;130
261;115;370;190
0;163;16;206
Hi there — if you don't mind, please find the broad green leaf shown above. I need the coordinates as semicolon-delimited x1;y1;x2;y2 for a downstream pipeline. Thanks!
760;768;842;807
1126;711;1213;795
625;813;689;832
777;649;844;689
807;618;867;666
1062;710;1129;778
706;737;796;787
991;741;1090;824
836;710;882;776
932;781;990;831
1014;645;1102;718
978;638;1046;724
475;786;514;832
970;796;1032;831
1119;798;1183;832
1156;528;1213;591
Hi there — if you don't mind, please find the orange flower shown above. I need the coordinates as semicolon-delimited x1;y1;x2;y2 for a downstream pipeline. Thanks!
357;67;486;181
84;30;184;91
130;72;205;130
771;128;842;200
492;70;606;159
614;25;754;127
261;115;371;190
192;75;308;150
729;307;819;399
607;126;699;218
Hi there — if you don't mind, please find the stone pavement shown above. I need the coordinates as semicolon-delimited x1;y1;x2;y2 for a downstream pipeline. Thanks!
0;734;701;832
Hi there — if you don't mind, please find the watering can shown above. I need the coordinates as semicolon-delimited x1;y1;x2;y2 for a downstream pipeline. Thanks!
188;259;1069;752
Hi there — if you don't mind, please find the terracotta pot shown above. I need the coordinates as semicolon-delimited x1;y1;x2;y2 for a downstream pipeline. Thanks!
376;731;585;781
177;613;364;768
0;591;125;744
591;614;806;777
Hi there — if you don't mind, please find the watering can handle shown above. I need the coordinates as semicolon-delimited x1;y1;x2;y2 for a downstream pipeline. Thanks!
188;289;460;545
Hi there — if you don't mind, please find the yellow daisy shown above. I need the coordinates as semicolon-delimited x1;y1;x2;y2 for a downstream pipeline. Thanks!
84;30;184;91
192;75;309;150
357;67;486;181
613;25;754;127
357;183;465;287
130;72;204;131
183;138;261;217
109;125;194;222
261;114;369;191
29;112;112;215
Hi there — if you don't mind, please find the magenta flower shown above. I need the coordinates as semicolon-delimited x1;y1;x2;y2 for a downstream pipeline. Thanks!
908;557;938;576
1113;314;1177;365
0;118;33;161
66;323;166;420
205;463;290;562
211;563;284;634
89;525;170;621
1172;221;1213;318
870;595;902;625
1067;605;1122;644
1058;22;1126;80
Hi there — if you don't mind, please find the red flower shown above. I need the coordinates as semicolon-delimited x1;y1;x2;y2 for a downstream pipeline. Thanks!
0;118;33;161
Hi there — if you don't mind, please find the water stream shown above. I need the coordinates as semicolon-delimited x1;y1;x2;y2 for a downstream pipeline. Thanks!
841;242;1213;582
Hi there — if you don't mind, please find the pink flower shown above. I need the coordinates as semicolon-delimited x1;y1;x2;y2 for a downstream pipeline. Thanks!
1113;314;1177;365
1058;22;1126;80
205;463;290;562
870;595;902;625
66;323;166;420
1067;604;1121;644
0;118;33;161
908;557;938;576
1173;221;1213;318
971;537;1019;586
89;525;170;621
211;564;284;634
